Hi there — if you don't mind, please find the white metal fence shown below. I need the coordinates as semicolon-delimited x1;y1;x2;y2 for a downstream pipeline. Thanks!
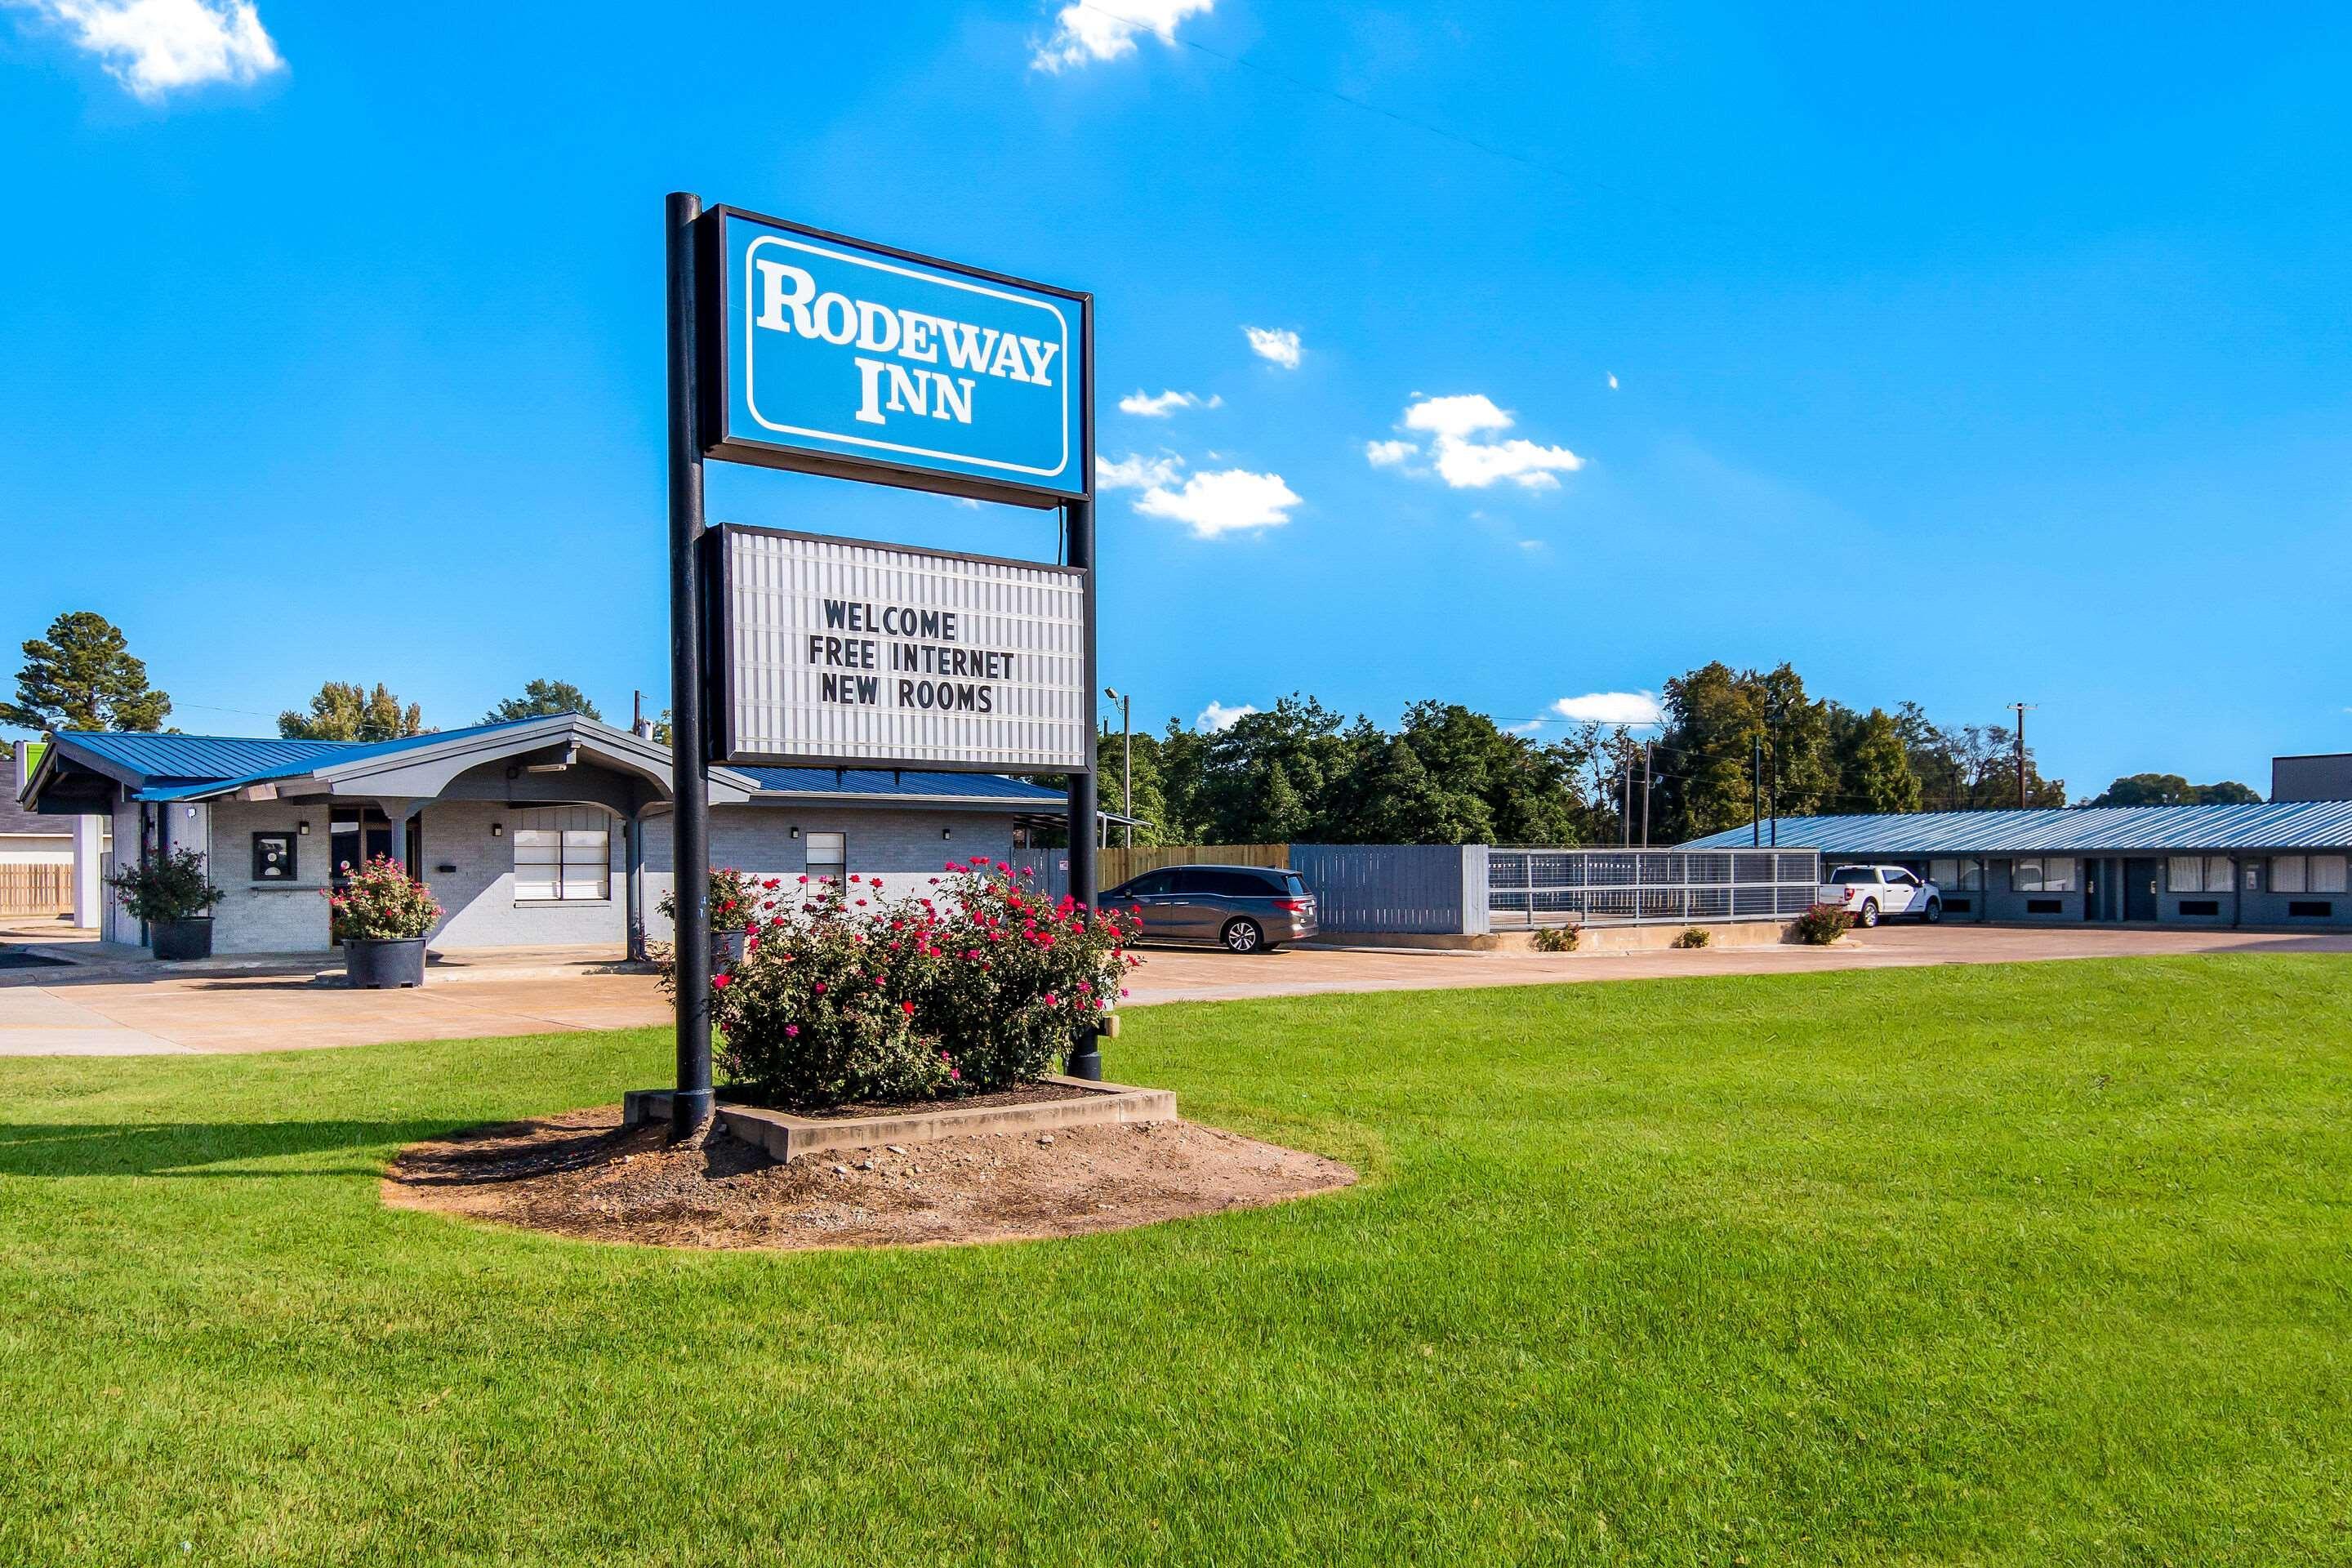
1487;848;1820;928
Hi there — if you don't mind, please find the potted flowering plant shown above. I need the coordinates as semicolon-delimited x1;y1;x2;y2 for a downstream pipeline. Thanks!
657;866;759;969
325;854;443;988
106;848;225;961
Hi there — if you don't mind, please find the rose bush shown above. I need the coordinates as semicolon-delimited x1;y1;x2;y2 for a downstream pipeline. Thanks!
698;858;1139;1110
325;854;441;942
1792;902;1854;945
657;866;757;933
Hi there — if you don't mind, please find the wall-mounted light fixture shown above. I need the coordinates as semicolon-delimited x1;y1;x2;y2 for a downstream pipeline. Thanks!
490;822;504;839
789;826;800;840
942;827;953;840
297;821;311;835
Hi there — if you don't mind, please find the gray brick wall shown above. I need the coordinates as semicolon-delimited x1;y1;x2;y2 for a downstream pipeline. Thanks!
203;798;334;953
636;804;1020;941
115;791;1025;955
424;800;630;949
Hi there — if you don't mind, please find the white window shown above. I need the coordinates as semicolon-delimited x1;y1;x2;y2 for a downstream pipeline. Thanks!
2314;855;2348;894
2167;856;2205;893
805;831;846;884
2015;858;2076;893
513;807;611;901
2209;856;2234;893
2273;855;2305;893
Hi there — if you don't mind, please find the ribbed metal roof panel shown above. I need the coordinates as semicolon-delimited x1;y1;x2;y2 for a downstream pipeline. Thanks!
53;727;1062;806
1682;801;2352;855
59;730;362;782
61;719;604;800
736;767;1063;802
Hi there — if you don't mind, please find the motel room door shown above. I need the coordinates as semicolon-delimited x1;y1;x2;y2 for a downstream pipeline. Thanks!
2124;858;2160;922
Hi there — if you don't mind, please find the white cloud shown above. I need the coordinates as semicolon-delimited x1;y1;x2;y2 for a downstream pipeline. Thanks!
1118;388;1220;417
1551;691;1664;726
1197;700;1258;733
1031;0;1211;72
1431;434;1585;492
1096;452;1183;490
1378;392;1584;492
1243;326;1303;369
10;0;283;100
1607;372;1619;390
1134;467;1301;537
1402;394;1512;440
1503;719;1545;735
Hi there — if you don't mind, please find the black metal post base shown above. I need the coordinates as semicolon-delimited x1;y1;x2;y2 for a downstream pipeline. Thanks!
668;1088;715;1138
1065;1041;1103;1081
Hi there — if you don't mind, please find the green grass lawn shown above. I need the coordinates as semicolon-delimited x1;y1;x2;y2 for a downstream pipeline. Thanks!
4;956;2349;1565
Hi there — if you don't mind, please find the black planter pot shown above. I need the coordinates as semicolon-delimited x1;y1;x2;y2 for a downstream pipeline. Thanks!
343;937;427;989
150;916;213;963
712;928;749;969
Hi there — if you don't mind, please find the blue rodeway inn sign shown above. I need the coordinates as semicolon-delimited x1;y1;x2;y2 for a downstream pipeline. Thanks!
704;208;1092;506
661;191;1105;1129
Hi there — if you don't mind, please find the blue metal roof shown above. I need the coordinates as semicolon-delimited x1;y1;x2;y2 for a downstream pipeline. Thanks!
1682;801;2352;856
56;719;550;800
43;725;1060;808
736;766;1063;803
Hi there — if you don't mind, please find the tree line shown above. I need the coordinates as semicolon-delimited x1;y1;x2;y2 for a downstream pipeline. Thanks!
6;611;2265;841
1078;661;2261;847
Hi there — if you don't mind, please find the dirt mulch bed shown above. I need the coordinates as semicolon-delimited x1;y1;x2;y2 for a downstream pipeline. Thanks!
382;1105;1354;1252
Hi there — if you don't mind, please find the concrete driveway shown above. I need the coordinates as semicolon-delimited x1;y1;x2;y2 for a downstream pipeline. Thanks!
2;924;2347;1056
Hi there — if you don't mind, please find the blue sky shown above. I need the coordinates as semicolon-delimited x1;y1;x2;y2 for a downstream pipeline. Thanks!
3;1;2349;796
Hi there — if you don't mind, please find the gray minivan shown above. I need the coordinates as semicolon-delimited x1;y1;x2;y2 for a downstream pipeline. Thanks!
1102;864;1320;953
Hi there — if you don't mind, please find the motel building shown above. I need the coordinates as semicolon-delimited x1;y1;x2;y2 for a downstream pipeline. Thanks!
17;714;1065;958
1682;754;2352;929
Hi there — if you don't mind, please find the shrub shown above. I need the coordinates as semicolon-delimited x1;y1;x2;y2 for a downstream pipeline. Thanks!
325;854;442;941
1529;924;1580;953
1792;902;1854;945
105;849;225;925
704;859;1138;1110
658;866;758;934
1673;926;1712;949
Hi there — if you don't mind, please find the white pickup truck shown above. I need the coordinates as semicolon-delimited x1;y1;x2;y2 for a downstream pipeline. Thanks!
1820;864;1943;927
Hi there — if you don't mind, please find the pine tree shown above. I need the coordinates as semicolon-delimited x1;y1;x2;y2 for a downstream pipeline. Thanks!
0;611;172;732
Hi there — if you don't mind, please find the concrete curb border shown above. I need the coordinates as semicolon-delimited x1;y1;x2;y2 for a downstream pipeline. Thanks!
621;1073;1177;1163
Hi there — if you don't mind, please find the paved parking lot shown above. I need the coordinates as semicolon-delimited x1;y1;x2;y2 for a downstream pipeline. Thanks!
2;924;2346;1056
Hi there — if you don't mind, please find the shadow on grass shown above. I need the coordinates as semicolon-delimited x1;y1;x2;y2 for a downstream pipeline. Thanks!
0;1120;451;1178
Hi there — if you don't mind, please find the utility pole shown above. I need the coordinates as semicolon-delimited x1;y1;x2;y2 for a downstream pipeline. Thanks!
1751;733;1762;847
1619;754;1632;847
2010;702;2038;808
1768;733;1780;849
1103;687;1133;850
1641;741;1653;848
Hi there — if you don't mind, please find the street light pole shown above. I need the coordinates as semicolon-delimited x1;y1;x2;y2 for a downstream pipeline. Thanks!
1104;687;1132;849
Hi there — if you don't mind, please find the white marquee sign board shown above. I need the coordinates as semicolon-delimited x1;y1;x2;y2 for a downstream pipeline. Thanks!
710;525;1088;771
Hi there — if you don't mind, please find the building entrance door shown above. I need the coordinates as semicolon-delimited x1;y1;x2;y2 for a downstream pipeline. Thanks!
327;806;396;884
2083;858;2104;920
2124;858;2159;921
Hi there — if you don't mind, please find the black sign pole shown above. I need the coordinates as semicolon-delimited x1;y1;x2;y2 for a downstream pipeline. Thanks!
1062;297;1102;1081
666;190;715;1136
